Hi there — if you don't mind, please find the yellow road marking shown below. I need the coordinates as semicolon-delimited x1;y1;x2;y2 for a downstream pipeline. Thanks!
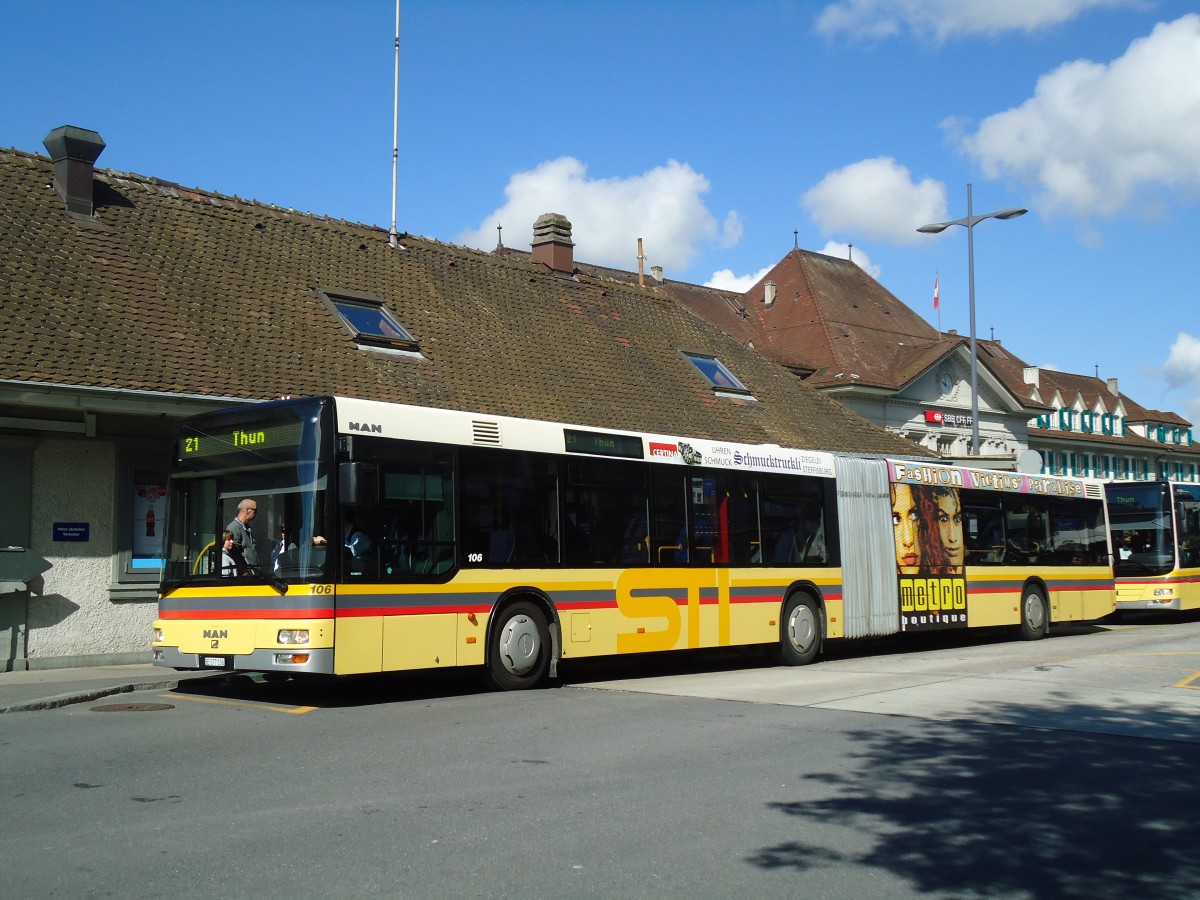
163;693;316;714
1173;671;1200;690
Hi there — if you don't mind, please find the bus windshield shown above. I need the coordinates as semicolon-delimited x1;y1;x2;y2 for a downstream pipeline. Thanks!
161;399;334;592
1105;481;1176;576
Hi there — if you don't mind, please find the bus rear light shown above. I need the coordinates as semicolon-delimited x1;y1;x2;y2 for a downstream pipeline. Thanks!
274;653;310;665
278;629;310;645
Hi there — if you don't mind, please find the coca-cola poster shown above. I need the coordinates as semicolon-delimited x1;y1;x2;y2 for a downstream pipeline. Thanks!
132;482;167;565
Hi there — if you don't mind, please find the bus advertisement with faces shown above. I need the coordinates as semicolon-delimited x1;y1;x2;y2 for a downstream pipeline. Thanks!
889;461;1112;633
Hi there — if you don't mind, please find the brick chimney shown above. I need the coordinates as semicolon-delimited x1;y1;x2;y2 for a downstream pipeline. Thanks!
43;125;106;217
531;212;574;273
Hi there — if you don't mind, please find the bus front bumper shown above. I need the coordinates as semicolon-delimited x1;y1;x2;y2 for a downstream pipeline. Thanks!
152;646;335;675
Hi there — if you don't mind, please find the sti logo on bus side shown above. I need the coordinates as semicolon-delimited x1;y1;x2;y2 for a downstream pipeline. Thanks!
348;422;383;433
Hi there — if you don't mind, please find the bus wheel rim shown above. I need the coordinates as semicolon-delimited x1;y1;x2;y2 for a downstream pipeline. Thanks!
499;614;541;676
788;605;816;653
1025;593;1045;630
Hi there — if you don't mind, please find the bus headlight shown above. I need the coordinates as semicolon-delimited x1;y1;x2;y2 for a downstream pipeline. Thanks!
152;627;163;643
278;629;310;645
1153;588;1175;597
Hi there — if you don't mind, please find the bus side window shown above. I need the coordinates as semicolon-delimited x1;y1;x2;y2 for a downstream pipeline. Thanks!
378;455;455;577
965;502;1005;565
1177;489;1200;567
651;468;688;564
562;459;647;567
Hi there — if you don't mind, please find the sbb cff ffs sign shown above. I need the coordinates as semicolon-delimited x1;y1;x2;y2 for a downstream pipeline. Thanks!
925;410;973;427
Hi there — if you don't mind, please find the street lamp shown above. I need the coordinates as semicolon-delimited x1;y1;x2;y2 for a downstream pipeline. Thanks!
918;183;1027;457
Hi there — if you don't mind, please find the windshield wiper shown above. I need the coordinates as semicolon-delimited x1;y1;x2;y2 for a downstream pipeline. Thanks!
244;566;290;595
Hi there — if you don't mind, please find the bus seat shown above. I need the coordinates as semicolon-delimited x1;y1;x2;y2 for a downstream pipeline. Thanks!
487;527;516;564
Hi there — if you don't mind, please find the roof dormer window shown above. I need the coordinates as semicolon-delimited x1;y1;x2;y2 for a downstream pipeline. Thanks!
681;352;754;398
320;289;419;354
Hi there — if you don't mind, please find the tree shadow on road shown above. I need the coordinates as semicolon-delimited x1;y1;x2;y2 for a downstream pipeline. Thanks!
745;700;1200;897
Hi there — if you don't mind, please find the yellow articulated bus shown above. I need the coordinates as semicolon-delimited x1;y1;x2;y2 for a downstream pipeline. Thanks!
153;396;1115;689
1105;480;1200;613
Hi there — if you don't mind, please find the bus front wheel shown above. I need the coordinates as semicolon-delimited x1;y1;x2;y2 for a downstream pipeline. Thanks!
1019;586;1049;641
488;601;550;690
776;593;823;666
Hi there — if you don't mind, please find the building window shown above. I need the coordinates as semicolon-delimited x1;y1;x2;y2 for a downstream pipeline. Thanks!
320;289;418;352
681;352;752;396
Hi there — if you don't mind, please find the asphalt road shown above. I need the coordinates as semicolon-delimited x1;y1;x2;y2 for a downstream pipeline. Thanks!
3;613;1199;899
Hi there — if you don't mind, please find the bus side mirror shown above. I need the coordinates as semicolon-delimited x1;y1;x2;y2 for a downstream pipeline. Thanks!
339;462;377;506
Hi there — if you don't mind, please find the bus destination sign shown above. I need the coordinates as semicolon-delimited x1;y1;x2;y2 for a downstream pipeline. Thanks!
563;428;644;460
179;421;303;460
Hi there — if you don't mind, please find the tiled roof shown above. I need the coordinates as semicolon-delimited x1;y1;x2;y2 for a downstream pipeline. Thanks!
0;146;930;457
656;249;992;392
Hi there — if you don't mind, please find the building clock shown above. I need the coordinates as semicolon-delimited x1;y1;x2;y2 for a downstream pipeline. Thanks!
938;371;953;396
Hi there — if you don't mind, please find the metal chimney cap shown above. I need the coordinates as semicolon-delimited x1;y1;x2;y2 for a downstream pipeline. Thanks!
43;125;106;164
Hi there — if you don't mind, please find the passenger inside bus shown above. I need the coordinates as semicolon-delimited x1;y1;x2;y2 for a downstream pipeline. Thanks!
314;512;374;576
220;529;246;576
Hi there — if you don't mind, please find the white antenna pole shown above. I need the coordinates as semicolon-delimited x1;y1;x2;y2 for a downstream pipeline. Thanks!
389;0;401;248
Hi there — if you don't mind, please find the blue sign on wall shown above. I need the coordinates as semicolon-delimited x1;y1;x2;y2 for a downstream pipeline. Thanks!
53;522;90;542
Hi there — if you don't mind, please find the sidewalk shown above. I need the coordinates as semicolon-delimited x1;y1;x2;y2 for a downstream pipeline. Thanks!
0;664;222;713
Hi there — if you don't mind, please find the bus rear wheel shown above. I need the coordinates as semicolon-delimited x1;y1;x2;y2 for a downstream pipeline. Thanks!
488;601;550;690
776;593;823;666
1019;586;1049;641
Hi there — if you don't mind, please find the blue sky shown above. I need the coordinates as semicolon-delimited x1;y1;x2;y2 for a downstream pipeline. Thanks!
3;1;1198;420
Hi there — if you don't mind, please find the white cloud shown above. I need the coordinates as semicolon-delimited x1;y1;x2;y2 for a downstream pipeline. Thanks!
1156;336;1200;422
705;266;772;292
720;210;744;248
458;157;736;272
818;241;882;279
1165;332;1200;385
959;15;1200;219
802;157;947;245
815;0;1134;43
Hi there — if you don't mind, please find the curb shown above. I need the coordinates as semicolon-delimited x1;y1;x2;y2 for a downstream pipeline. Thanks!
0;678;184;714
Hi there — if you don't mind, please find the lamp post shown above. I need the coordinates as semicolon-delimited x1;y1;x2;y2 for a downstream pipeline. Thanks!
918;184;1027;456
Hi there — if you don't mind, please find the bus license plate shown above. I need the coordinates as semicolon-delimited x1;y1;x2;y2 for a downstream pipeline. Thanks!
201;656;231;669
